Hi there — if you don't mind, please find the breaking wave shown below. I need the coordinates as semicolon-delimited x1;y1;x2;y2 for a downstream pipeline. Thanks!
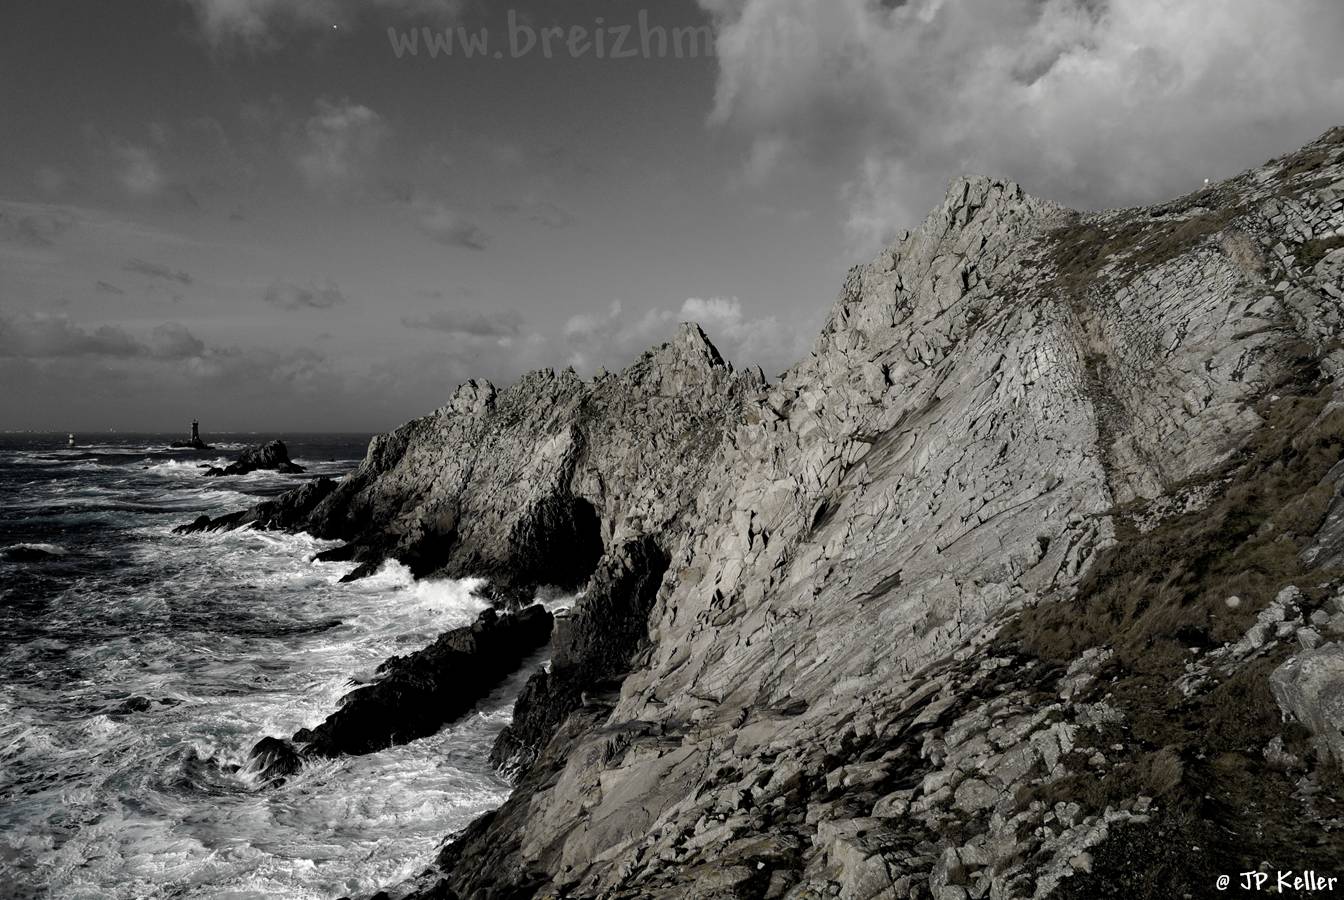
0;434;525;899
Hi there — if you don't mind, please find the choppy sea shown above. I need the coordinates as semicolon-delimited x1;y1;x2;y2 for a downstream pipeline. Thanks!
0;434;526;899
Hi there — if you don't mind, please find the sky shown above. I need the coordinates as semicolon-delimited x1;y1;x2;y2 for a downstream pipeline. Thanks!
1;0;1342;432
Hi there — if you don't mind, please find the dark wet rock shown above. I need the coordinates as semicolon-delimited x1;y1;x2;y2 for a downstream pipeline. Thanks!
174;477;336;534
114;696;154;714
312;543;360;563
338;561;381;583
248;736;305;785
2;546;60;562
492;535;669;773
204;440;304;477
293;605;554;758
111;696;181;715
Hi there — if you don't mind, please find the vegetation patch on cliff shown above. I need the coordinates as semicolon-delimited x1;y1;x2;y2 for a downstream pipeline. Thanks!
1044;203;1248;306
1000;349;1344;897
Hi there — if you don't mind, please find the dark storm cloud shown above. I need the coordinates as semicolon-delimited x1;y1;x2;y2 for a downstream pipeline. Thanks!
0;312;203;360
700;0;1344;253
95;281;126;296
400;308;523;338
124;258;194;286
264;279;348;310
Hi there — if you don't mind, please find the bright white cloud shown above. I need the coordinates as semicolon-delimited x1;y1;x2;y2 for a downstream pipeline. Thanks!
701;0;1344;255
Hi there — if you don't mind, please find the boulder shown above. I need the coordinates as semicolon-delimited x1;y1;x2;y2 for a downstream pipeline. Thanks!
248;736;305;785
1270;643;1344;768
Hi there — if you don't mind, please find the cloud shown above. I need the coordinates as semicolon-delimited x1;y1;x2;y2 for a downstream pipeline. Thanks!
147;322;207;359
495;199;575;229
95;281;126;296
111;141;165;196
124;258;194;285
180;0;469;49
701;0;1344;255
294;99;388;193
263;278;348;310
563;296;810;376
0;311;203;361
0;336;347;431
0;208;76;247
401;308;523;338
413;200;491;249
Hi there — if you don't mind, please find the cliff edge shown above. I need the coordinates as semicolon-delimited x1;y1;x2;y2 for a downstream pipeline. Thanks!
191;128;1344;899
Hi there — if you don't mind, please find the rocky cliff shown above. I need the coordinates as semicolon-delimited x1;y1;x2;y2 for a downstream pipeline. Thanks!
194;128;1344;899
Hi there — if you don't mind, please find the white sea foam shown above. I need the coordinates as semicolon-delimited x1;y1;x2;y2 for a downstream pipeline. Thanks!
4;542;67;555
0;439;527;899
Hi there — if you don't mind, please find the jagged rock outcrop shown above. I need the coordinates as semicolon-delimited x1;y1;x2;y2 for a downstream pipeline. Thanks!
182;325;759;599
491;536;670;774
296;604;554;757
249;605;554;783
204;439;304;477
175;476;336;534
193;128;1344;898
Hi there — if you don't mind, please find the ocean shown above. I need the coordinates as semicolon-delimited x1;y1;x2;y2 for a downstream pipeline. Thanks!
0;434;526;899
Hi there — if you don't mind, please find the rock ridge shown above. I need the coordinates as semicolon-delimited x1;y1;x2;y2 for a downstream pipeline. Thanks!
197;128;1344;898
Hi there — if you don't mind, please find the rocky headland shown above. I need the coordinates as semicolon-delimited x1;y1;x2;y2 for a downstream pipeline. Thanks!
184;129;1344;898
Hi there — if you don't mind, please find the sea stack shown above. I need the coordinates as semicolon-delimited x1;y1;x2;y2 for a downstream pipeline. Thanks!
204;439;304;477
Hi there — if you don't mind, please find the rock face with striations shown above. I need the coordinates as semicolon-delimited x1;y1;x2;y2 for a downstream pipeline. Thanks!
191;129;1344;898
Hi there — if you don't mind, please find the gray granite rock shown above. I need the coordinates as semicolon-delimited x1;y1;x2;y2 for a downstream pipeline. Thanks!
185;127;1344;898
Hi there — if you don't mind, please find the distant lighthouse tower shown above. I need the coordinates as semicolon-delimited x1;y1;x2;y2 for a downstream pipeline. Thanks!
172;419;210;450
67;433;75;447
